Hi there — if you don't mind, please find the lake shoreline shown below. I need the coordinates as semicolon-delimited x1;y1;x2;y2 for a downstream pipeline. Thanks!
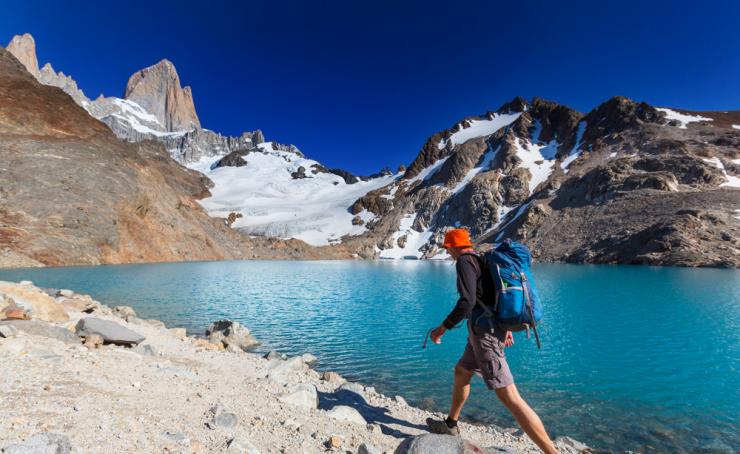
0;280;593;453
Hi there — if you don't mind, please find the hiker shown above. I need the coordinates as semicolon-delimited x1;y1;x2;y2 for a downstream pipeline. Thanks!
425;228;558;454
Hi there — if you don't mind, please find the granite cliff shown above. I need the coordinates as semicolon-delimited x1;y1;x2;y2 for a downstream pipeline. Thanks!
0;46;338;267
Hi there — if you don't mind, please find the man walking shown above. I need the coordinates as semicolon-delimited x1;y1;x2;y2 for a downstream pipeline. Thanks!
426;228;558;454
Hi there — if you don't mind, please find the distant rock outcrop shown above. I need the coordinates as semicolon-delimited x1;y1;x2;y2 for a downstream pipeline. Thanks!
124;59;200;132
5;33;38;77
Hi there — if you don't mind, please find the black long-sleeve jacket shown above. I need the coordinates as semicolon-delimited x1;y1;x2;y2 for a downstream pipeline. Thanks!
442;253;496;329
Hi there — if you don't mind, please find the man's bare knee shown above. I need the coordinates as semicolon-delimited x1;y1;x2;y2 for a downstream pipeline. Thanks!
495;385;524;409
454;365;473;382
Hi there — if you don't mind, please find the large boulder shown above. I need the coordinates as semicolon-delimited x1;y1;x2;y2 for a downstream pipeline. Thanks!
394;434;518;454
326;405;367;425
0;281;68;322
0;320;79;344
278;383;318;411
75;317;145;346
2;432;72;454
205;320;259;351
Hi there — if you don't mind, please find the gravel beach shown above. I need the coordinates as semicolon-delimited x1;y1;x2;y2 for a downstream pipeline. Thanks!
0;280;591;453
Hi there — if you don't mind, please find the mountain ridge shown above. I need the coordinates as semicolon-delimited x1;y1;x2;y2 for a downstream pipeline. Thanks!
3;33;738;267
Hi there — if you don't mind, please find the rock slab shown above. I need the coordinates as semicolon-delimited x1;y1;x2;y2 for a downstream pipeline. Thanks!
0;320;79;344
75;317;145;346
2;432;72;454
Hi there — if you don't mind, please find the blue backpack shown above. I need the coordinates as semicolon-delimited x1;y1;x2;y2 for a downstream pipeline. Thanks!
472;240;543;348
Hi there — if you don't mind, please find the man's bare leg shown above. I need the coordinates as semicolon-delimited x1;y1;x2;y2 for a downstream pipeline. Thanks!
496;384;558;454
449;365;474;420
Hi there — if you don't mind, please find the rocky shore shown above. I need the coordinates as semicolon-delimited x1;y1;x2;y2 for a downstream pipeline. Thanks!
0;281;595;453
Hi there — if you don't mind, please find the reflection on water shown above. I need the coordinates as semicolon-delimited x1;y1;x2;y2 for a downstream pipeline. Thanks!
1;260;738;453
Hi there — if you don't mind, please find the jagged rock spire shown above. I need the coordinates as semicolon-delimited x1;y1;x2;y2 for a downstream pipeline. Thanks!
124;59;201;132
6;33;39;77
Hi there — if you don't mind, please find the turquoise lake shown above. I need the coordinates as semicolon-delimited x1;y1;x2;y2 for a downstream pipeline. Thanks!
0;261;738;453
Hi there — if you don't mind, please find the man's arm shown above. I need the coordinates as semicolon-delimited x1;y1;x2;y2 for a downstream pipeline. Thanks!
443;255;479;328
430;255;478;343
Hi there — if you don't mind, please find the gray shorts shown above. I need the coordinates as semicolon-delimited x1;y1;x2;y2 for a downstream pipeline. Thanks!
456;322;514;390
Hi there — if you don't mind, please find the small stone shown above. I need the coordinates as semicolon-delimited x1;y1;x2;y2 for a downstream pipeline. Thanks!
83;333;104;349
112;305;137;322
133;343;158;356
555;435;590;451
366;423;382;434
170;327;187;339
394;395;407;406
162;431;190;446
227;436;260;453
0;324;17;338
43;384;51;391
263;350;286;360
282;418;302;430
321;371;345;383
133;381;141;389
358;443;381;454
147;319;166;329
190;440;206;453
301;353;318;364
207;405;238;430
57;289;75;298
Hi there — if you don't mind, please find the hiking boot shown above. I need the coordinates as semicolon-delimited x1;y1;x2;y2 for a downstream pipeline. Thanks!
426;417;460;436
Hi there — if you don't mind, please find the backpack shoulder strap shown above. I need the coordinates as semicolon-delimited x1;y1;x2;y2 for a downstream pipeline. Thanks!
459;252;497;320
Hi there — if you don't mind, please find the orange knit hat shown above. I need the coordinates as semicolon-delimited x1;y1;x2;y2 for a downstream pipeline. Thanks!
442;228;473;249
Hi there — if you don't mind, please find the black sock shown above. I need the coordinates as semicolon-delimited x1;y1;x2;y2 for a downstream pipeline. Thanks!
445;416;458;428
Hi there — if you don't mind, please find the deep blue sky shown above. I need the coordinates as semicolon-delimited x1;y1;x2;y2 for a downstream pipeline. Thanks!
3;0;740;174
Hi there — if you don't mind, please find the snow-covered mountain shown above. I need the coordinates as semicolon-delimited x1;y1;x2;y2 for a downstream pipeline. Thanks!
4;33;399;248
342;97;740;266
7;33;738;267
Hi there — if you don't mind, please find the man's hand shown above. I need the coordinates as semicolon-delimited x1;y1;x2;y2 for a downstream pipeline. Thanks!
504;331;514;347
430;325;447;344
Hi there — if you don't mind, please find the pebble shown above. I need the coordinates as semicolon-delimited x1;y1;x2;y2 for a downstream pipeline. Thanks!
327;435;343;449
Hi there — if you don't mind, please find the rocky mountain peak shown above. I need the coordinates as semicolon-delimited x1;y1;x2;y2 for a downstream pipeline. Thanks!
6;33;39;78
497;96;529;114
124;59;201;132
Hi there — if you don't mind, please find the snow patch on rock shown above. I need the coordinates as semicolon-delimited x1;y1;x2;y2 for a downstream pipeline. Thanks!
439;113;521;149
561;121;586;173
379;214;433;259
514;138;556;194
451;145;499;195
702;158;740;188
657;108;713;129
